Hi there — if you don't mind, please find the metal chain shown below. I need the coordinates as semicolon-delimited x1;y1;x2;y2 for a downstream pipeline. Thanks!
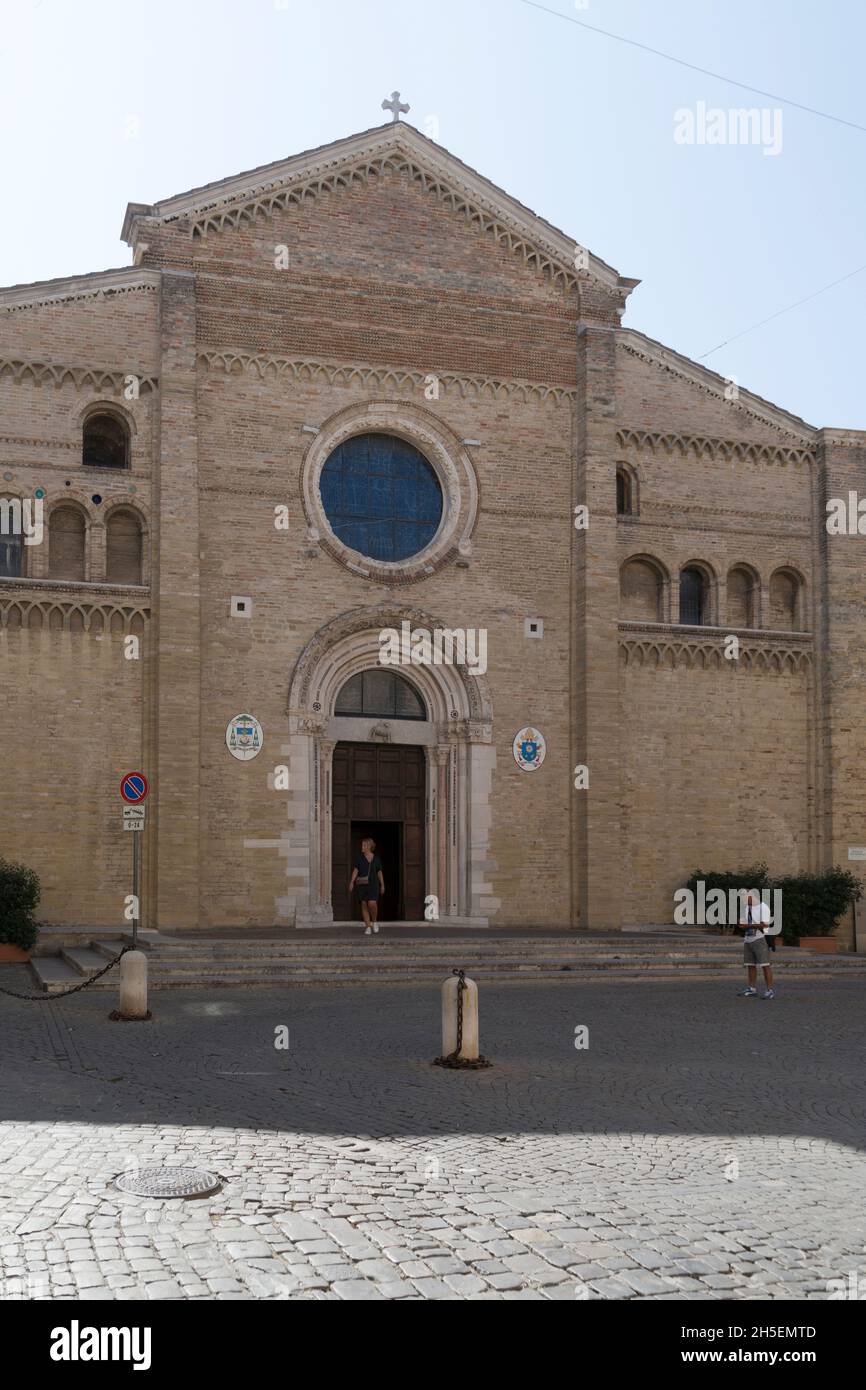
453;968;465;1059
0;948;129;1001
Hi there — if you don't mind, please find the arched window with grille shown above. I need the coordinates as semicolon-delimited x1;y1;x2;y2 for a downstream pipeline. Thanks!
83;410;130;470
616;467;632;516
0;499;24;577
49;506;86;582
335;670;426;721
106;509;143;585
679;566;708;626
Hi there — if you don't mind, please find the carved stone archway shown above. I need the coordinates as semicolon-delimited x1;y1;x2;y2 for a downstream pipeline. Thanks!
283;606;497;927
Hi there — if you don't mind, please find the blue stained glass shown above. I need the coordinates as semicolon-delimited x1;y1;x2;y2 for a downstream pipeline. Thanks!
340;521;368;553
343;474;366;513
320;433;443;562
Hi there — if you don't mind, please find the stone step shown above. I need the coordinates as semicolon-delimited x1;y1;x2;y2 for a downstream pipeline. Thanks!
142;959;866;980
61;946;113;976
30;946;127;994
146;948;744;962
153;940;844;955
141;947;803;963
29;961;866;992
140;949;836;969
140;959;772;976
140;966;866;989
25;937;864;993
92;940;127;961
176;946;827;956
150;963;735;979
29;956;85;994
143;940;757;958
144;953;866;970
151;928;709;940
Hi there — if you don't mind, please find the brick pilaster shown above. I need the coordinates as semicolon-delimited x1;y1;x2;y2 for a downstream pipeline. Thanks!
816;429;866;946
151;270;201;929
573;325;623;929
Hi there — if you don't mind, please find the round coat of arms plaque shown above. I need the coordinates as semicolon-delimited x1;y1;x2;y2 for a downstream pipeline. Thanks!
226;714;264;761
513;726;546;771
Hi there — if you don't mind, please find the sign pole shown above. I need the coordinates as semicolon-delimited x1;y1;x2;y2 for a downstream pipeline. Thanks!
120;771;148;948
117;770;149;1020
132;828;140;950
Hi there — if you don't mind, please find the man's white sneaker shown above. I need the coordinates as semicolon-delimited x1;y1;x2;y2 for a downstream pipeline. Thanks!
364;927;372;936
373;924;379;934
738;987;758;997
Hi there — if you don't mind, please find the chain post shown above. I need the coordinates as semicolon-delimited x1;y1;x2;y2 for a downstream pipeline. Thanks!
433;967;491;1069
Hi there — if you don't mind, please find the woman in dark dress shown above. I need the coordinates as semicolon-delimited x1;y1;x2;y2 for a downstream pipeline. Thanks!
348;837;385;935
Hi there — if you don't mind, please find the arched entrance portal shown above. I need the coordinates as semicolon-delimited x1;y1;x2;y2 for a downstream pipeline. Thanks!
285;607;497;928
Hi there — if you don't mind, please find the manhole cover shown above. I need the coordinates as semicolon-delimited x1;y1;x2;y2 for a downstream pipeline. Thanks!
114;1166;220;1199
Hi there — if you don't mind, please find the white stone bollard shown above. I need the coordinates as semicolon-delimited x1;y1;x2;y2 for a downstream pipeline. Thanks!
441;973;479;1061
118;950;149;1020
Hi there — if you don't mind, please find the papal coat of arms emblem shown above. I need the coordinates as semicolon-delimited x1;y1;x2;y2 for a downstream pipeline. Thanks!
226;714;263;761
513;726;546;771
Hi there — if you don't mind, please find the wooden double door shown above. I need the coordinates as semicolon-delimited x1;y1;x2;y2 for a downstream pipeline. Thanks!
331;742;426;922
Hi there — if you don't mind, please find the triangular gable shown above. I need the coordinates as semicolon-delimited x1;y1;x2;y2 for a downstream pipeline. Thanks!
122;122;639;311
619;329;817;442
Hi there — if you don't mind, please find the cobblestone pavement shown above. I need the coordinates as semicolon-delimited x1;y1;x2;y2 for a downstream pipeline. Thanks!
1;974;865;1301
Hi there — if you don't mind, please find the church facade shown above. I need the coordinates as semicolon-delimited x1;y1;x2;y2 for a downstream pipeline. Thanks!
1;121;864;936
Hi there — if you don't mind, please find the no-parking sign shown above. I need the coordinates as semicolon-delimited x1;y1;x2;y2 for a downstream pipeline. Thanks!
120;771;149;804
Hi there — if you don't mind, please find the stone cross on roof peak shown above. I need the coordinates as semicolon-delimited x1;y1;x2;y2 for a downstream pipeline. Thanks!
382;91;410;124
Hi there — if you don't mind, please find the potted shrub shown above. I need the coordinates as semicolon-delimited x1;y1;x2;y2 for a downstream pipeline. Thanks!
0;857;40;963
774;867;862;953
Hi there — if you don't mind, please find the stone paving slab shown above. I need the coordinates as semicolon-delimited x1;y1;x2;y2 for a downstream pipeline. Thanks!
1;975;865;1300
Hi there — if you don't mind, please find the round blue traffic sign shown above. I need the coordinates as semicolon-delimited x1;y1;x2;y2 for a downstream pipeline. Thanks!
120;772;148;804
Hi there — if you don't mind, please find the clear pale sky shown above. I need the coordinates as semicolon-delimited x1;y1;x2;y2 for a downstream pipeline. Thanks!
2;0;864;427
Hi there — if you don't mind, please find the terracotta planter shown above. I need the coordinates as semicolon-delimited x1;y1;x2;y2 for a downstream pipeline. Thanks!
0;943;31;963
796;936;838;954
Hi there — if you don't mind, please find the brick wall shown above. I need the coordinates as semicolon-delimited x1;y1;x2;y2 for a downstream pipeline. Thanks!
619;657;812;924
0;284;155;926
0;617;147;925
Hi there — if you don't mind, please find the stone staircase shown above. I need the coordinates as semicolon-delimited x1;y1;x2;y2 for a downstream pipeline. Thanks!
26;929;866;994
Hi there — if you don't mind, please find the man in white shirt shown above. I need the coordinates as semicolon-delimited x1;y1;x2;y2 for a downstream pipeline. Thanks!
738;891;775;1000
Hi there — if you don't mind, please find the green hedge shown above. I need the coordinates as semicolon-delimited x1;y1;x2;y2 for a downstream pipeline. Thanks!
685;863;770;900
686;863;861;942
772;868;862;940
0;858;41;952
